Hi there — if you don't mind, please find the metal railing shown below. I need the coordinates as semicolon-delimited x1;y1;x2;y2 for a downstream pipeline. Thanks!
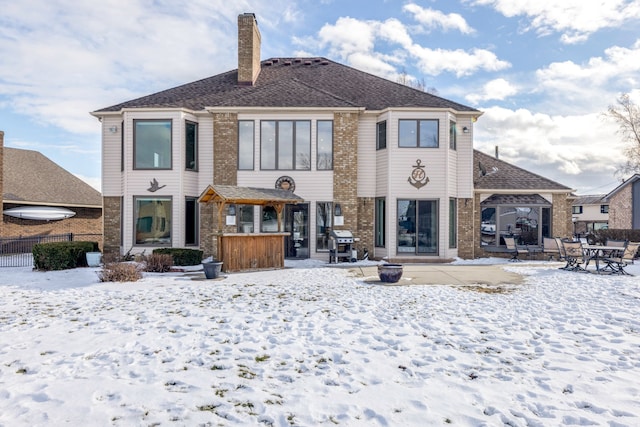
0;233;101;267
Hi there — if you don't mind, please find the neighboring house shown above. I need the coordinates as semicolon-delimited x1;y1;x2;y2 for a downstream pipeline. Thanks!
91;13;574;262
571;194;609;236
459;150;575;259
0;131;103;246
605;174;640;229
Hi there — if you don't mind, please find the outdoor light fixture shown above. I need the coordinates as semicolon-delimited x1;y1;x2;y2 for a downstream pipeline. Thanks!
108;125;118;133
462;126;469;133
334;203;342;216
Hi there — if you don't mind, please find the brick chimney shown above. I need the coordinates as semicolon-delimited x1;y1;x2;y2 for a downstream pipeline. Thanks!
237;13;261;86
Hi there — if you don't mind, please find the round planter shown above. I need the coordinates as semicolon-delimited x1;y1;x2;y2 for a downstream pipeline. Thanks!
202;261;223;279
378;263;403;283
86;252;102;267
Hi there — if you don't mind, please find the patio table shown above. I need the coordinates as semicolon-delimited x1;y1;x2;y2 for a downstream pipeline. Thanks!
582;245;624;273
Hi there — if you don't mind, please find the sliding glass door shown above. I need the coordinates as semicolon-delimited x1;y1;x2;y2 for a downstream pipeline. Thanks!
397;199;438;255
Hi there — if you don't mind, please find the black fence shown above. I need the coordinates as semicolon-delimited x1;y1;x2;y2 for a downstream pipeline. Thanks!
0;233;102;267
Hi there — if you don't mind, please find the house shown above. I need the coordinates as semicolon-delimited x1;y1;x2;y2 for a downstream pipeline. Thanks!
91;13;574;264
461;149;575;259
605;174;640;229
571;194;609;236
0;131;103;245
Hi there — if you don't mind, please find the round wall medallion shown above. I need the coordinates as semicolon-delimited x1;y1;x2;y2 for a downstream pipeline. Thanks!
275;176;295;192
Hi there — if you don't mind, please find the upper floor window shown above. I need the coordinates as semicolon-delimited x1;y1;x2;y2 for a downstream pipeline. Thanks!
600;205;609;214
238;121;255;170
134;119;172;169
572;205;583;214
449;121;457;150
399;119;439;148
376;121;387;150
317;120;333;170
261;120;311;170
185;121;198;171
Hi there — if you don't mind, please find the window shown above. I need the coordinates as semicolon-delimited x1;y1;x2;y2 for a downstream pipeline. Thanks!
481;205;550;247
134;119;172;169
399;119;439;148
238;121;254;170
375;198;385;247
237;205;254;233
397;200;438;254
449;198;457;248
261;206;278;232
600;205;609;214
120;121;124;171
185;197;198;246
261;120;311;170
134;197;172;245
449;121;457;150
572;205;583;214
185;121;197;171
317;120;333;170
376;121;387;150
316;202;333;251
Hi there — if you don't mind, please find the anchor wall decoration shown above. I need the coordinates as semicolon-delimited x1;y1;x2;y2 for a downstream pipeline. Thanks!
408;159;429;189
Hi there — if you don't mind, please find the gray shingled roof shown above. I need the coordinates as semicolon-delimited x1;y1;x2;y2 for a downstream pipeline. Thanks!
198;184;304;205
573;194;606;205
474;150;573;191
3;147;102;207
94;58;479;113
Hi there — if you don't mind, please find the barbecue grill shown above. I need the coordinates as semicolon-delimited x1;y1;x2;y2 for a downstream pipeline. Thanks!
329;229;356;263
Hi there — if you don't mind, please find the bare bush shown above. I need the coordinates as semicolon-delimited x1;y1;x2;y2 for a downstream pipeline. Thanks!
143;253;173;273
98;262;143;282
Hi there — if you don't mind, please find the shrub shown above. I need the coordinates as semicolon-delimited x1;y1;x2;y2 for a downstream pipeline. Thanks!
32;241;98;271
98;262;143;282
152;248;203;266
143;253;174;273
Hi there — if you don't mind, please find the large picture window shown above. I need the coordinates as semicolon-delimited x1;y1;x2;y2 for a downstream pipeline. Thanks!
481;203;551;247
316;202;333;251
261;120;311;170
399;119;439;148
134;119;172;169
185;121;197;171
317;120;333;170
135;197;172;245
238;121;254;170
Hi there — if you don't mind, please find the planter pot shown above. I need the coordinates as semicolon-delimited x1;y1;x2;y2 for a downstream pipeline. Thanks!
86;252;102;267
202;261;223;279
378;263;403;283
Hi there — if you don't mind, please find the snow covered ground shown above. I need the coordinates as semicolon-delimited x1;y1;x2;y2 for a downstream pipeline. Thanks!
1;258;639;426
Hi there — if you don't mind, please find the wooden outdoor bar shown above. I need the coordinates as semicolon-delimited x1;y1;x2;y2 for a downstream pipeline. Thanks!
198;184;304;273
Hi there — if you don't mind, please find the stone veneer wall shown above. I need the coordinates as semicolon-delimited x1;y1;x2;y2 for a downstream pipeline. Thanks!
237;13;261;85
356;197;374;258
608;186;633;229
332;112;361;246
552;193;573;239
102;197;121;255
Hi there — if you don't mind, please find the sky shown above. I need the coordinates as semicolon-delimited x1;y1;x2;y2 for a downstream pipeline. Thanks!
1;0;640;194
1;258;640;425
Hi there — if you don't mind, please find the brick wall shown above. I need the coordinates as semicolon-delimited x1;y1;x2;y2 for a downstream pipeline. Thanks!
0;130;4;237
356;197;374;258
102;196;121;255
552;194;573;239
332;112;359;232
212;112;238;186
456;197;475;259
608;186;633;229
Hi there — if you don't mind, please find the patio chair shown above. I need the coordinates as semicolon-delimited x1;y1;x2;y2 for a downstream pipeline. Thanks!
504;237;528;262
561;241;587;271
602;241;639;275
555;237;568;264
606;239;626;248
542;237;560;261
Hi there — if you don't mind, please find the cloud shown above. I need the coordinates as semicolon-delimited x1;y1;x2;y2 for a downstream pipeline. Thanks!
474;106;624;192
313;16;509;78
467;0;640;44
403;3;476;34
466;78;518;103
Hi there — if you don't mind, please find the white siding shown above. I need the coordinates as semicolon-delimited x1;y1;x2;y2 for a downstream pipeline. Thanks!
101;117;123;197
